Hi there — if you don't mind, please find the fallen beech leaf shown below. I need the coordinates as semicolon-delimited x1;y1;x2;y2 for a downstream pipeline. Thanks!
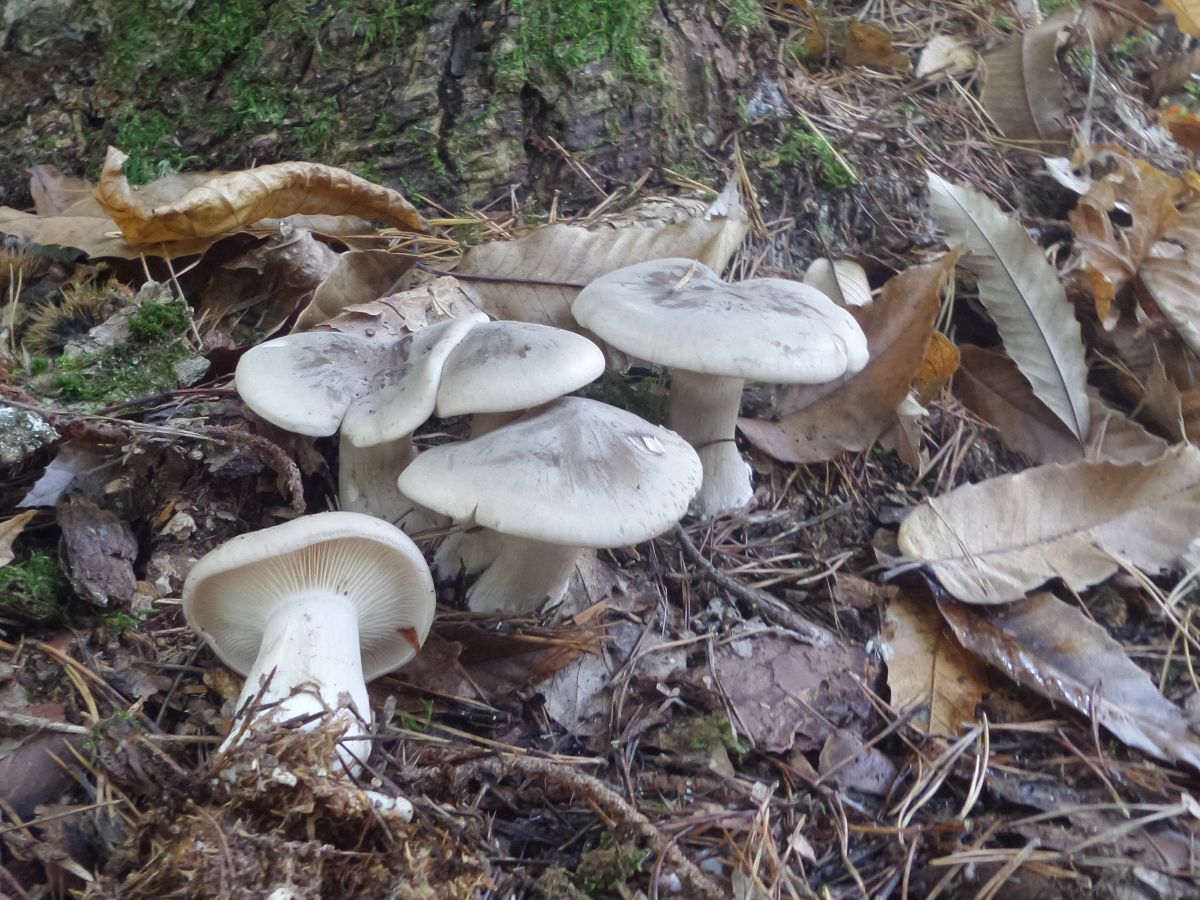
818;729;898;795
916;34;977;78
940;593;1200;770
913;331;960;403
803;257;872;307
738;255;955;463
95;147;426;244
28;165;95;217
979;9;1072;150
898;444;1200;604
844;20;910;72
1162;105;1200;155
1163;0;1200;35
1078;0;1156;48
0;206;214;260
318;276;480;340
929;171;1090;440
956;344;1167;464
455;179;747;330
0;511;38;567
295;249;417;329
710;630;874;753
880;589;988;735
1140;204;1200;357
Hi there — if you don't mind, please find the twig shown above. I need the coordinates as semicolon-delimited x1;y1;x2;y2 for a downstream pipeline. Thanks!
457;755;726;900
675;526;836;647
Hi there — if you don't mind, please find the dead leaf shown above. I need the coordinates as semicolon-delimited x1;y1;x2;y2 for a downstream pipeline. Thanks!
56;496;137;607
18;443;110;508
1162;105;1200;155
710;630;874;753
1078;0;1156;48
843;21;910;73
0;206;214;260
898;444;1200;604
929;171;1090;440
913;331;960;404
317;276;481;339
803;257;872;307
940;593;1200;770
1163;0;1200;36
818;729;899;795
739;255;955;464
979;9;1073;150
916;35;978;78
956;344;1168;464
28;165;96;217
295;249;417;329
386;634;485;706
95;147;426;244
454;179;747;330
1139;204;1200;358
880;588;989;735
0;511;38;568
1151;47;1200;101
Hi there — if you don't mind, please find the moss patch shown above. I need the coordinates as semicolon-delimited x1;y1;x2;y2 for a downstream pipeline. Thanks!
0;552;72;625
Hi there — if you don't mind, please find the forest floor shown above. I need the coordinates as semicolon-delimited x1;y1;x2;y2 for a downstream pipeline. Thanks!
4;1;1200;898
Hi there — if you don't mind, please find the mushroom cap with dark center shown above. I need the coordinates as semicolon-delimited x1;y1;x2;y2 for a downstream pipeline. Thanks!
397;397;701;548
183;512;436;680
435;321;605;417
572;257;868;382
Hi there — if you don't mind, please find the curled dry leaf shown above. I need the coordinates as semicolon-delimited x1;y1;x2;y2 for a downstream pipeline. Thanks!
929;171;1090;441
0;510;38;568
95;147;426;244
317;276;481;340
295;249;417;330
898;444;1200;604
454;178;747;330
956;344;1168;464
915;34;977;78
940;593;1200;770
880;588;989;736
979;8;1073;150
738;254;956;464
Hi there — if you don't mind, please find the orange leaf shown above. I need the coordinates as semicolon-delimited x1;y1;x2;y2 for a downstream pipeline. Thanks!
95;147;426;244
1162;105;1200;155
913;331;959;404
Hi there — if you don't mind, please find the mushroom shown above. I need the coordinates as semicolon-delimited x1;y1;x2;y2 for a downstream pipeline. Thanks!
572;258;868;517
431;321;606;576
182;512;436;780
397;397;701;614
235;314;487;528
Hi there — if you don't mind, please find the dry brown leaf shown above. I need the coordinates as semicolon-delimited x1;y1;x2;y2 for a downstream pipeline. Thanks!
913;331;960;403
0;511;38;568
1078;0;1156;48
317;276;480;340
929;171;1090;440
898;444;1200;604
916;35;977;78
0;206;215;260
454;179;747;330
95;147;426;244
1152;47;1200;101
1162;105;1200;154
1139;203;1200;357
844;21;910;73
803;257;872;307
1070;156;1180;323
28;165;96;217
956;344;1168;464
1163;0;1200;35
940;593;1200;770
880;588;989;735
295;249;417;330
979;9;1073;150
738;255;955;464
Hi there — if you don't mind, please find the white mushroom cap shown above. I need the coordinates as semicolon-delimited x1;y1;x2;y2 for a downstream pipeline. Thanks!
572;258;869;382
183;511;436;679
803;258;873;307
435;321;605;417
398;397;701;548
341;313;488;448
235;332;392;436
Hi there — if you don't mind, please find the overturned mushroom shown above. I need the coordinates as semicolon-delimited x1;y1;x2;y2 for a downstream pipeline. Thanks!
182;512;436;812
572;258;868;517
398;397;701;614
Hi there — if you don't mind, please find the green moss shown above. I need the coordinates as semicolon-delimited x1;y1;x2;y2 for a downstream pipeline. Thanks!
578;368;668;424
0;553;71;625
128;299;190;343
725;0;764;34
575;836;650;894
498;0;661;85
113;106;199;185
351;0;438;55
777;121;858;191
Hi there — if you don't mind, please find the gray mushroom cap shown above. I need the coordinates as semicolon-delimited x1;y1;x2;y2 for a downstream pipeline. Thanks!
397;397;701;548
182;511;436;680
435;321;605;417
572;257;869;382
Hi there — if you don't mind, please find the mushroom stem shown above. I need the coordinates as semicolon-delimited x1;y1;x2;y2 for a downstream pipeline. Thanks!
466;535;582;614
434;527;501;579
224;590;372;771
667;369;753;517
339;433;444;533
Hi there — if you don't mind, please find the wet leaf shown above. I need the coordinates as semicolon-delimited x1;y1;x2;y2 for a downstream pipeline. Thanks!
709;630;874;753
898;444;1200;604
979;10;1072;150
454;179;747;330
880;588;989;735
738;255;955;464
940;593;1200;770
929;172;1090;440
0;511;38;567
95;147;426;244
955;344;1168;464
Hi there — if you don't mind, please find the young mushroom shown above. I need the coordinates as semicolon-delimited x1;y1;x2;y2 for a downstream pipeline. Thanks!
182;512;436;791
397;397;701;614
572;258;869;517
431;320;606;576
